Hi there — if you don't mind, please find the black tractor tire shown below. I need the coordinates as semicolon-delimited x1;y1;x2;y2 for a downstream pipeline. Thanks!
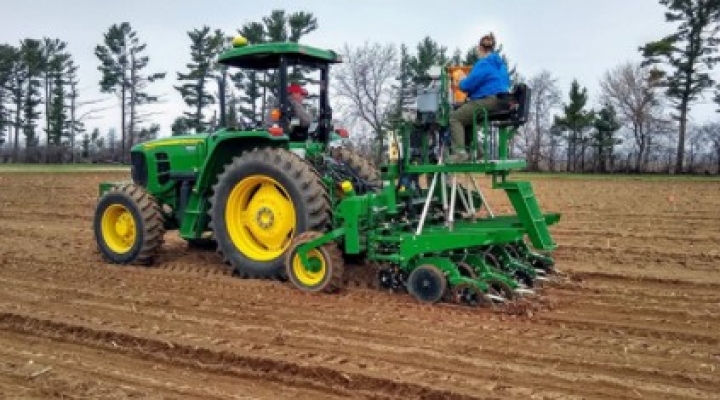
209;147;330;280
93;183;165;265
334;148;382;190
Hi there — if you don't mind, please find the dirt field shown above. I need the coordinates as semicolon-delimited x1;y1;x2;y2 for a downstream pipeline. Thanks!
0;171;718;399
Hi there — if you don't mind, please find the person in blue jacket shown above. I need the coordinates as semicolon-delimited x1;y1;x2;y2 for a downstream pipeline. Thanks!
448;33;510;162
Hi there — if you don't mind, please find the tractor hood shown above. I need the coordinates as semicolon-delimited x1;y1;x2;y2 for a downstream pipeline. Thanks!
217;42;342;70
132;134;208;152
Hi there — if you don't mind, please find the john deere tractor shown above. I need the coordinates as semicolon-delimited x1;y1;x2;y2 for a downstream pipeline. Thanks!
93;37;560;306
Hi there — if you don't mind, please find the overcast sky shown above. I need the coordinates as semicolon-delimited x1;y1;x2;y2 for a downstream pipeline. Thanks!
2;0;719;137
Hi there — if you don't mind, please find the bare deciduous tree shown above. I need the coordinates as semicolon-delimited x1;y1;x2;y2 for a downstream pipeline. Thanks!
516;70;562;171
600;62;668;172
697;122;720;173
332;41;399;163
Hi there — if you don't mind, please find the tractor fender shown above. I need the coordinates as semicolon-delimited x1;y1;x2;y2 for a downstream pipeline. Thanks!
193;131;288;193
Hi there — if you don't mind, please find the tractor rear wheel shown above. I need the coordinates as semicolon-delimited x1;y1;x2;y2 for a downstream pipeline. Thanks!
93;183;164;265
209;147;330;280
333;148;382;190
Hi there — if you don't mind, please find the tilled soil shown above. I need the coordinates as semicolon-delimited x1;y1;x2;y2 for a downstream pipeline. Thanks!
0;172;718;399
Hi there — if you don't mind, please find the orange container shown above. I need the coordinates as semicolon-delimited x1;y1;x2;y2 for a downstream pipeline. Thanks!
447;66;472;105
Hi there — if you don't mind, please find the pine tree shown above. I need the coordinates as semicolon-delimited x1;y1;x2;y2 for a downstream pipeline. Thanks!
107;128;117;160
41;38;71;161
96;24;130;161
232;11;318;125
233;22;265;126
96;22;164;162
136;123;160;142
6;44;24;161
449;48;463;65
47;59;67;149
226;94;239;128
213;33;235;130
128;42;165;147
592;103;622;173
81;128;91;160
44;41;73;160
171;116;192;136
175;26;224;133
0;45;16;149
20;39;43;158
640;0;720;172
287;11;318;84
66;60;85;162
260;10;318;112
553;80;596;172
391;44;414;122
409;37;448;79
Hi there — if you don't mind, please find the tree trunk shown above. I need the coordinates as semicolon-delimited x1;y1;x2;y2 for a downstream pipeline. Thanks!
44;75;51;163
120;85;126;164
529;127;541;171
196;80;204;132
260;72;268;127
218;68;227;129
635;145;644;173
129;70;136;156
250;73;257;119
69;83;76;163
676;103;688;173
13;105;21;163
566;135;572;172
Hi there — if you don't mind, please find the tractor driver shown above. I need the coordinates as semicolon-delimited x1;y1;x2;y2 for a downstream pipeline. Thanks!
287;83;313;127
448;33;511;163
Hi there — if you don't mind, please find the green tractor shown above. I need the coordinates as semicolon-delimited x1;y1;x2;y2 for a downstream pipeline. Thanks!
93;37;560;306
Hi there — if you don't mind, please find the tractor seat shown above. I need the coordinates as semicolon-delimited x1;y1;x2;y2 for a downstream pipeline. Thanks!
479;83;531;127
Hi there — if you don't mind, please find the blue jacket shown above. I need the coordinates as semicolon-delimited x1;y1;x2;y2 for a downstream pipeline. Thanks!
458;52;510;100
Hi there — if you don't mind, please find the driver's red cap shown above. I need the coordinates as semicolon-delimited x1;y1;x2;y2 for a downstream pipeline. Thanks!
288;83;308;96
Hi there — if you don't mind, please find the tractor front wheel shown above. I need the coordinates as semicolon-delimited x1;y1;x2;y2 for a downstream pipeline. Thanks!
93;183;165;265
209;147;330;280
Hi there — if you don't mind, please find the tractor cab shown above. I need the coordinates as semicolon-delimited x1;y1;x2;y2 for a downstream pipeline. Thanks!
217;40;343;144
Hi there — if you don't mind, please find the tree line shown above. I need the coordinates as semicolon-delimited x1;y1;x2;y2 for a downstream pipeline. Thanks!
1;1;719;174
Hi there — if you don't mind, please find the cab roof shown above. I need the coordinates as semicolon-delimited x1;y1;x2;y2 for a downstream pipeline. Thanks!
217;42;342;70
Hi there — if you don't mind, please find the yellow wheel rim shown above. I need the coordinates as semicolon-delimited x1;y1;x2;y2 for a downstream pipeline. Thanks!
101;204;137;254
225;175;297;261
292;249;327;287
